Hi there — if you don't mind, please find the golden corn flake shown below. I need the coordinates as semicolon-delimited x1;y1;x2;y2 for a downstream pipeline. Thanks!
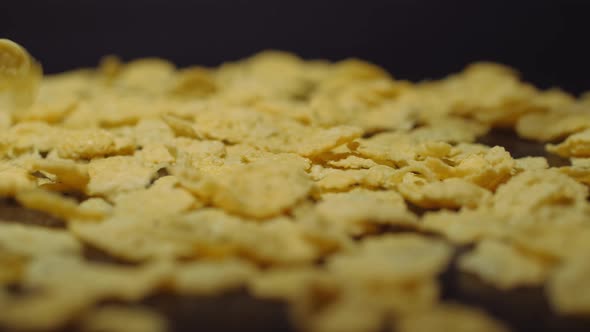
55;128;135;160
514;156;549;172
0;39;42;112
397;175;492;209
114;58;176;94
458;240;550;289
0;291;91;331
325;155;378;169
451;146;515;190
516;108;590;141
5;42;590;332
79;197;113;216
16;96;78;124
23;256;171;301
253;98;313;124
561;165;590;184
0;256;171;331
327;234;452;284
172;259;257;295
28;158;89;191
112;176;197;220
351;132;424;166
396;303;510;332
0;122;59;155
313;165;397;192
80;306;169;332
0;223;81;257
136;143;175;168
166;137;225;167
236;217;321;264
547;128;590;158
0;111;11;129
420;209;506;245
547;256;590;315
16;189;105;221
175;156;313;219
314;188;417;235
207;107;363;157
86;156;156;196
508;223;590;261
0;162;36;196
70;208;237;261
161;113;202;139
310;76;417;133
492;169;589;223
410;117;489;143
132;118;176;146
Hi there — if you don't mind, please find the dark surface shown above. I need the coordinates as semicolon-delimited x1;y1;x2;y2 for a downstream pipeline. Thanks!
1;0;589;94
477;128;570;167
0;199;66;228
141;290;294;332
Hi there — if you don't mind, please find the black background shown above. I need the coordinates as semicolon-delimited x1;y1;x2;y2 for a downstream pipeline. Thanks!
1;0;589;94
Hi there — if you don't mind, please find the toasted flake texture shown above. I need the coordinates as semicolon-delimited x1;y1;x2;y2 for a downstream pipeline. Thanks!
86;156;155;196
0;162;36;196
56;129;117;159
176;156;313;219
547;128;590;157
28;159;89;191
451;146;515;190
326;155;378;169
421;209;506;245
114;176;197;218
4;46;590;332
547;256;590;315
313;189;417;235
514;156;549;172
0;223;81;257
191;107;362;157
327;234;452;284
0;256;170;331
492;169;589;223
16;189;105;221
397;176;492;209
516;109;590;141
458;240;549;289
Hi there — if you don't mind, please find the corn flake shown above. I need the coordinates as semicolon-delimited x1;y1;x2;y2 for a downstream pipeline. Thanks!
547;256;590;315
458;240;550;289
86;156;156;196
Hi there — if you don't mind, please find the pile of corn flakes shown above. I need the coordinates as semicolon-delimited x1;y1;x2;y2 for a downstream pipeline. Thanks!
1;38;590;332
